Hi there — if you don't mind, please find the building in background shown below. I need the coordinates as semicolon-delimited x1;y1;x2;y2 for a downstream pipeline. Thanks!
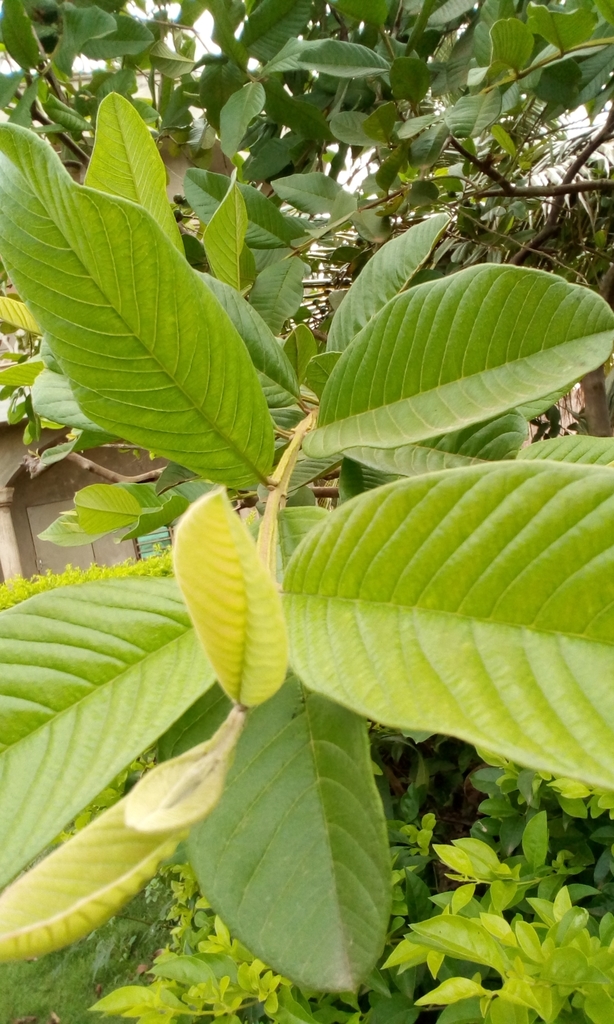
0;414;169;583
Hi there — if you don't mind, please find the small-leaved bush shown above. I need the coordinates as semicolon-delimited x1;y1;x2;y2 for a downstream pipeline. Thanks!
0;552;173;610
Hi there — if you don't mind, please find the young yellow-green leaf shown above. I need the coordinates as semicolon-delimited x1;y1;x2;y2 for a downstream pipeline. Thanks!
204;182;250;291
416;978;489;1006
0;296;40;334
75;483;142;533
327;216;448;352
410;916;510;974
382;939;429;970
0;124;273;487
174;489;288;706
125;704;246;832
0;358;43;386
307;266;614;459
284;461;614;789
85;93;182;251
0;800;180;963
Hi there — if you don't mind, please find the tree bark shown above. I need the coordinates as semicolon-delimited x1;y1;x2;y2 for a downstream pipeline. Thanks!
582;366;611;436
581;264;614;437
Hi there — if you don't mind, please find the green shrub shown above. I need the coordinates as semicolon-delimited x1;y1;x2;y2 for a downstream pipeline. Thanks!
0;551;173;610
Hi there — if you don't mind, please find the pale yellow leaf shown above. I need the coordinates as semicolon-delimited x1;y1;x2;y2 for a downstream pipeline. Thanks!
174;488;288;705
0;801;179;962
0;296;40;334
125;705;246;833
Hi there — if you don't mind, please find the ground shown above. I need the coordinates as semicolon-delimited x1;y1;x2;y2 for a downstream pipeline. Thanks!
0;888;170;1024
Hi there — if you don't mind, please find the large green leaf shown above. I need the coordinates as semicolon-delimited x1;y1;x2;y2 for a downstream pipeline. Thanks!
219;82;265;157
305;266;614;460
296;40;390;77
327;216;448;352
0;799;180;962
82;15;153;58
150;40;196;77
263;79;333;142
53;3;116;75
241;0;311;61
74;482;142;533
85;92;182;251
204;181;254;291
346;413;528;477
201;273;299;400
444;91;502;138
272;172;343;215
189;681;391;991
0;577;214;889
184;169;297;249
31;368;109;433
158;684;232;761
526;2;596;53
1;0;41;69
517;435;614;466
284;461;614;789
249;258;307;334
0;124;273;487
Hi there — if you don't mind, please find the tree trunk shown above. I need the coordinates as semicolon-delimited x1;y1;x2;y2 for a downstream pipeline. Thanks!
580;264;614;437
582;366;611;436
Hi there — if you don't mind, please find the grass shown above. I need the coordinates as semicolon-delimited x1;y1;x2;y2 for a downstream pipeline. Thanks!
0;887;172;1024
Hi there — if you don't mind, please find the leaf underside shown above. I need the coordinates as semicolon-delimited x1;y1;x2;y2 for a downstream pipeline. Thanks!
0;124;273;487
0;577;214;889
284;461;614;789
0;800;179;962
189;681;391;992
305;265;614;459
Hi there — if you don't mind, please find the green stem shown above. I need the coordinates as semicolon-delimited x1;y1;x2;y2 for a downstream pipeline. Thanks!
483;35;614;93
405;0;437;55
379;26;396;61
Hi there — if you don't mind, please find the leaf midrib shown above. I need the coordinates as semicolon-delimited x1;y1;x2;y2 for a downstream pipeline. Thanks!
5;164;267;481
0;625;196;759
285;592;614;649
324;329;611;428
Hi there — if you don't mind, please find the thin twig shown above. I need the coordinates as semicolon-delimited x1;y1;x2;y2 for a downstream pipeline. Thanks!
450;137;515;195
309;486;339;498
65;452;164;483
30;102;90;165
510;107;614;266
479;179;614;198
